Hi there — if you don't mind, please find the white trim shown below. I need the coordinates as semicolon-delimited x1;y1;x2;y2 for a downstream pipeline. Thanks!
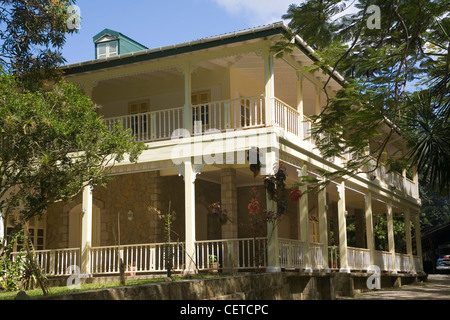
97;41;119;59
94;34;119;43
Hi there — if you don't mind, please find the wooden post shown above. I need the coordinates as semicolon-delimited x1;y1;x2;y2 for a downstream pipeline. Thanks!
365;192;375;268
337;181;349;273
298;165;312;272
386;201;397;273
183;62;193;134
318;182;329;271
81;185;93;275
264;50;274;126
404;208;414;273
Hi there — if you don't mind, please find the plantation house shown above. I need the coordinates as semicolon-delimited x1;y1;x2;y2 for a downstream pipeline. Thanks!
7;23;423;278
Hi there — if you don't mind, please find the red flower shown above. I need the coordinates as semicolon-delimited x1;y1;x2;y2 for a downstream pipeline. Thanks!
290;189;302;203
248;198;260;215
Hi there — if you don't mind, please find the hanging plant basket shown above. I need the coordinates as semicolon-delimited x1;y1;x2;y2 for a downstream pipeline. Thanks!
208;202;229;225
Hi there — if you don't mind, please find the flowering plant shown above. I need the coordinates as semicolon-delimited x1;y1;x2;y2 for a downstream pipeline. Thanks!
248;188;260;215
208;202;228;225
290;188;302;202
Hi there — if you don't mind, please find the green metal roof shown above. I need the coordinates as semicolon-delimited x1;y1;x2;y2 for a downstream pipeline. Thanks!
93;28;148;48
63;23;285;74
62;22;344;84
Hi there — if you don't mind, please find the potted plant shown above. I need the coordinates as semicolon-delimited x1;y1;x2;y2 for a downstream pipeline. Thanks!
208;254;219;273
126;263;137;276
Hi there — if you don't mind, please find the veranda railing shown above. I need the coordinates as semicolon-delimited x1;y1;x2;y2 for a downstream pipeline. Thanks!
278;238;325;270
347;247;372;271
195;237;267;271
89;242;185;274
11;248;80;276
10;240;423;277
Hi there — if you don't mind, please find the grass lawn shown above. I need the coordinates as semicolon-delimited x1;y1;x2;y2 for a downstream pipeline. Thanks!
0;274;228;300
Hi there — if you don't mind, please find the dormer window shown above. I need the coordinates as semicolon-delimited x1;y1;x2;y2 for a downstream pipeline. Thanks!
93;29;148;60
97;40;118;59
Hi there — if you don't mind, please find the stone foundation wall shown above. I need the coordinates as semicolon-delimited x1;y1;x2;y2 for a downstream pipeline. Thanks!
38;272;426;301
41;273;293;300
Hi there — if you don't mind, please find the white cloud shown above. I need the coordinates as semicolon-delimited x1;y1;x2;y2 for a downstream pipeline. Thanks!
212;0;294;26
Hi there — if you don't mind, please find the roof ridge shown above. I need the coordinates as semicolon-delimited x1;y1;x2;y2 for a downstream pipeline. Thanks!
62;22;287;70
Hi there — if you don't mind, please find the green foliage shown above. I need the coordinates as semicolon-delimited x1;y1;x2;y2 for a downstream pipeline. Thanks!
0;233;29;292
372;214;413;253
0;72;146;249
402;90;450;194
0;0;78;88
283;0;346;50
278;0;449;193
149;202;177;277
419;178;450;232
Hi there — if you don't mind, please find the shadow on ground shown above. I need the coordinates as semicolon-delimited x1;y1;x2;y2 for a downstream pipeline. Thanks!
353;275;450;300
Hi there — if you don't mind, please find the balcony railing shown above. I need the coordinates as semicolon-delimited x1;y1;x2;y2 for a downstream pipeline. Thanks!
192;95;265;131
103;94;418;198
104;107;184;142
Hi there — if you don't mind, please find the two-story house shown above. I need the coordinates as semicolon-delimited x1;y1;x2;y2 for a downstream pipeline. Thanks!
11;22;423;278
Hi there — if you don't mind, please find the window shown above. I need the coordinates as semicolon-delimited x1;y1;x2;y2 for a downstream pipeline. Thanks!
309;216;319;243
192;91;211;127
240;98;251;127
128;100;150;137
97;41;118;59
6;213;46;251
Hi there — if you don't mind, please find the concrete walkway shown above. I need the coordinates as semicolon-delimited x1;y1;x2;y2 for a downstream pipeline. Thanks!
353;275;450;300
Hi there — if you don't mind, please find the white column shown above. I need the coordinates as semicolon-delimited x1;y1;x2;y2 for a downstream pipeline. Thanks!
81;185;93;274
266;191;280;273
264;50;275;126
0;212;4;245
298;165;312;272
183;62;193;134
315;84;321;115
318;183;329;271
297;71;304;140
386;201;397;273
404;208;414;273
412;211;423;272
179;160;203;275
413;166;419;198
337;181;349;273
365;192;375;268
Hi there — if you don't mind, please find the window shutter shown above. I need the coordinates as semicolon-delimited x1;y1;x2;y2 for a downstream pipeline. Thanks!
129;103;139;114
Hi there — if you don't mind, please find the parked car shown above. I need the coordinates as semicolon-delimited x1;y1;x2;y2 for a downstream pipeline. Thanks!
436;244;450;273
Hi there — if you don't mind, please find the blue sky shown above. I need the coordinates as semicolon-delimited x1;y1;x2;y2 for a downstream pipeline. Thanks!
62;0;295;65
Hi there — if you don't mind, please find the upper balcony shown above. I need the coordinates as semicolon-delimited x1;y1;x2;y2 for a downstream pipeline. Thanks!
62;22;419;201
101;93;419;200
